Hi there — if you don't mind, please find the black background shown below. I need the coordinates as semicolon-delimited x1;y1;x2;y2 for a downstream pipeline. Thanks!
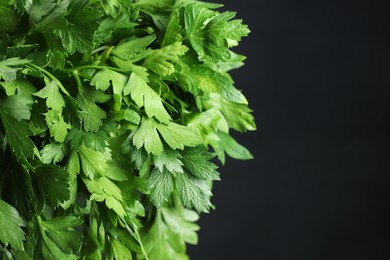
188;0;389;259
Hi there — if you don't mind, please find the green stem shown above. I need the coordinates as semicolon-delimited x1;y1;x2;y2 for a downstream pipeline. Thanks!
25;63;71;96
71;70;83;90
120;216;149;260
91;45;111;55
134;228;149;260
69;65;131;74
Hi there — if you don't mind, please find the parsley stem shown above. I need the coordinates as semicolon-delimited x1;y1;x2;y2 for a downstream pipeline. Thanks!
135;228;150;260
71;65;131;74
71;70;83;90
91;45;110;55
25;63;71;96
121;216;149;260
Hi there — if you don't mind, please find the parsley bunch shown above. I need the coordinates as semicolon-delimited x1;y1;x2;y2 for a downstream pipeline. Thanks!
0;0;255;259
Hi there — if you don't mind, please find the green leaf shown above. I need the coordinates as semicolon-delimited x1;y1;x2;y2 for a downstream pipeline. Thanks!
48;49;68;71
184;3;215;38
101;0;131;19
203;93;256;132
155;121;203;151
125;143;148;169
90;68;127;94
116;108;141;125
0;98;35;158
0;94;33;121
82;176;126;217
90;68;128;110
34;80;65;112
1;78;37;97
32;164;70;208
143;42;188;76
6;44;38;60
36;215;83;260
29;0;69;31
62;150;79;209
77;87;107;132
44;109;70;143
0;57;30;82
136;0;174;30
40;142;65;164
83;129;109;153
94;14;137;46
153;148;183;173
78;144;112;179
184;4;249;63
162;4;182;46
110;239;133;260
0;5;19;33
177;64;247;104
217;131;253;160
142;210;188;260
133;117;163;155
181;147;219;181
124;67;171;124
175;171;212;213
0;199;26;250
160;207;200;245
148;168;173;207
66;128;86;151
57;2;102;54
188;107;229;135
133;117;202;155
66;150;80;175
111;35;156;63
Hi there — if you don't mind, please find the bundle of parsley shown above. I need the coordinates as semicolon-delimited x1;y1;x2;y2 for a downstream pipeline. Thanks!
0;0;255;259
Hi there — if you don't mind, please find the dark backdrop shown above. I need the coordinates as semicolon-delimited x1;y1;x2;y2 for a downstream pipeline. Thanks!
188;0;390;259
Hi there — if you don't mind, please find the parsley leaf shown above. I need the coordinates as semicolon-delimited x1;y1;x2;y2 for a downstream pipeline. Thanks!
148;168;174;207
216;131;253;161
0;95;35;159
77;87;108;132
144;42;188;77
40;143;65;164
57;2;102;54
142;209;187;260
181;147;220;181
111;35;156;63
153;148;184;174
177;64;248;104
36;215;83;260
34;80;65;112
175;171;212;213
0;58;30;82
29;0;69;32
44;109;70;143
204;93;256;132
32;164;71;208
79;145;112;179
82;176;126;217
124;66;171;124
0;199;26;250
185;4;249;63
91;68;128;111
0;94;33;121
133;117;203;155
133;117;164;155
142;205;200;260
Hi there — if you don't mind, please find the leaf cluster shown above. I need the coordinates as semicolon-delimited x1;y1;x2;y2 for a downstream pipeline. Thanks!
0;0;255;259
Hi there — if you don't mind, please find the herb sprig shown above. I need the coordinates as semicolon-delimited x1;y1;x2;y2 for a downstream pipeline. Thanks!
0;0;255;258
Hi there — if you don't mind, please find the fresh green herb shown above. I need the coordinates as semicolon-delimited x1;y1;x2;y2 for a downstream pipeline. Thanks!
0;0;255;258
